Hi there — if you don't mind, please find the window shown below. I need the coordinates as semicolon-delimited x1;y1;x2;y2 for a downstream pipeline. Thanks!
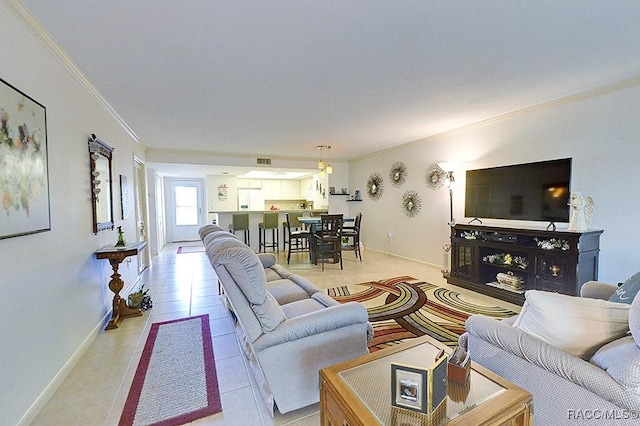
175;186;198;226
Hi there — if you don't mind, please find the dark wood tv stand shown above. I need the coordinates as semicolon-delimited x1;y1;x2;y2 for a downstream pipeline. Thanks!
447;224;603;305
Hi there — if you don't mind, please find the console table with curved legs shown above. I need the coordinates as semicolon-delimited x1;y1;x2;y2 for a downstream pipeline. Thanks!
95;241;147;330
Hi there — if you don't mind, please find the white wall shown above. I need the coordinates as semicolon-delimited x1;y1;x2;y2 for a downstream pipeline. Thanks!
350;83;640;284
0;4;146;424
206;174;238;214
325;163;351;216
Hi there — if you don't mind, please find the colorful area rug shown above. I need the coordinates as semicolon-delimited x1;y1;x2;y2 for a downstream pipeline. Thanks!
119;315;221;425
328;276;519;352
177;245;205;254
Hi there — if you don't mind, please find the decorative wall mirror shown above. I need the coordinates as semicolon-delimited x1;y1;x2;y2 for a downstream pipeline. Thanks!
88;134;115;234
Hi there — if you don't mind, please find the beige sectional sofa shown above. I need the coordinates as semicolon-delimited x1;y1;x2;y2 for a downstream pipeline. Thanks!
199;225;373;415
462;281;640;425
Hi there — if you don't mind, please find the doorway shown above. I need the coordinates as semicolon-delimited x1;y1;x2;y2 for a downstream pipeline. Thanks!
134;158;149;272
168;179;205;242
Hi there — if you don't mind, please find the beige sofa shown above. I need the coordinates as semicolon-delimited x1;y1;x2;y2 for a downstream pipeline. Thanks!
462;281;640;425
199;225;373;415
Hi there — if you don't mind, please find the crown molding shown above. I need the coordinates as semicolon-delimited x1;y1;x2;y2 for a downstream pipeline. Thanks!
2;0;139;143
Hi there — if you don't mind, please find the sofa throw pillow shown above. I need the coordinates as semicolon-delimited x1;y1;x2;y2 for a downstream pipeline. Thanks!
609;271;640;304
251;292;286;333
630;292;640;347
590;336;640;397
512;290;630;360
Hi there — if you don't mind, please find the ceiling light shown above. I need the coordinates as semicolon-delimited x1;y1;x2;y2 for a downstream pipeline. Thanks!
317;145;333;175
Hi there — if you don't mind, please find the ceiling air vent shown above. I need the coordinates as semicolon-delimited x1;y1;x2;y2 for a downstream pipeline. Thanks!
256;158;272;165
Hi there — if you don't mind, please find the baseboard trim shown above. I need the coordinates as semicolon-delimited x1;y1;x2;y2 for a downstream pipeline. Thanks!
16;312;108;425
17;276;141;425
365;247;441;270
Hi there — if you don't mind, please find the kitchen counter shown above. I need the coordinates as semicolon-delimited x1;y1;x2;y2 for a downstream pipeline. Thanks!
210;210;328;251
211;209;327;214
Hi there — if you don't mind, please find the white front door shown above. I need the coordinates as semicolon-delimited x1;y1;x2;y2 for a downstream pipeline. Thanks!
169;179;204;242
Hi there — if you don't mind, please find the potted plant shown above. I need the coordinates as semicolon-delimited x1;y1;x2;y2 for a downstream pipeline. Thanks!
128;284;150;309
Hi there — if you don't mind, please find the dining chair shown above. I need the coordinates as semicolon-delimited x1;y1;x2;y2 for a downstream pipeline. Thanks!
282;214;303;247
313;214;343;271
283;213;310;264
341;212;362;261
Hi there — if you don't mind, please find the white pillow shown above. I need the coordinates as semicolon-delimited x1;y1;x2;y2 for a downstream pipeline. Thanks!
512;290;630;360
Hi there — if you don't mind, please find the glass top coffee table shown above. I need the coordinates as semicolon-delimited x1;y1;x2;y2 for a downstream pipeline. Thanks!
320;335;532;426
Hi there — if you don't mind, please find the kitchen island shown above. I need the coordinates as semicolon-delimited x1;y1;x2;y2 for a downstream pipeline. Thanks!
210;209;328;252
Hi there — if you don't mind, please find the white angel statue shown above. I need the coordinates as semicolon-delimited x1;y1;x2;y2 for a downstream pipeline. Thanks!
568;192;594;232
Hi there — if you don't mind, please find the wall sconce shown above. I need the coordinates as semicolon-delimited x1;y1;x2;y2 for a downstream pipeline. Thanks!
317;145;333;176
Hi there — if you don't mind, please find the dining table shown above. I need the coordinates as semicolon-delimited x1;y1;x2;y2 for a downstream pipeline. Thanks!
297;216;354;264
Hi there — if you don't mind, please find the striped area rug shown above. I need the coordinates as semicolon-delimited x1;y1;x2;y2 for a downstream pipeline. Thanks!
328;276;519;352
119;315;221;425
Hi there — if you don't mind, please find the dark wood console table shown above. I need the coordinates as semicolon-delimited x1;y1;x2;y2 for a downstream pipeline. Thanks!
95;241;147;330
448;224;603;305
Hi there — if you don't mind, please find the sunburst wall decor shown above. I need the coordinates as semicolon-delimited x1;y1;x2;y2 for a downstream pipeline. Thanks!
389;162;407;187
401;190;421;217
426;164;446;190
366;173;384;200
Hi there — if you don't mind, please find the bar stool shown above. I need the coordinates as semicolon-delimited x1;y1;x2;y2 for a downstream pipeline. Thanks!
259;212;279;253
231;213;250;245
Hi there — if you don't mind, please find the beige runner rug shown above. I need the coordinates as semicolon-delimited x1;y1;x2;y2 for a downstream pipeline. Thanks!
119;314;221;425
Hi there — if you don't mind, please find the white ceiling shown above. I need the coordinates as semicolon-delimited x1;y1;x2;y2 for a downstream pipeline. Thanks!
21;1;640;166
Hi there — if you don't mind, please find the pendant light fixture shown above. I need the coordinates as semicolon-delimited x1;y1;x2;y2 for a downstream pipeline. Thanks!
316;145;333;175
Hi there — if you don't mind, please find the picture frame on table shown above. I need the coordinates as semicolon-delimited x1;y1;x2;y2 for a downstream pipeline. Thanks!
0;78;50;240
391;351;448;414
391;363;427;413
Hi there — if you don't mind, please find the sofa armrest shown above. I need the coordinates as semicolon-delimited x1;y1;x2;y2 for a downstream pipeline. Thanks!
465;315;636;409
288;274;322;296
580;281;618;300
257;253;277;268
253;302;369;351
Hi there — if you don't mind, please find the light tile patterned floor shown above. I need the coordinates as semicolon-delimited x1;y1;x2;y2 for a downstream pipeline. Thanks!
31;243;519;425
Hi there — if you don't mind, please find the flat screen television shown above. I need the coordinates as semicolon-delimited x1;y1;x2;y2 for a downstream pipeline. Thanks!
465;158;572;223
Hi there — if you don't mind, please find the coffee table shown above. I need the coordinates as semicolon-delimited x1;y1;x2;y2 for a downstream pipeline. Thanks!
320;335;532;425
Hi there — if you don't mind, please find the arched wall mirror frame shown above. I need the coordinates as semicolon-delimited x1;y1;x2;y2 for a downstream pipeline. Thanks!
88;134;115;234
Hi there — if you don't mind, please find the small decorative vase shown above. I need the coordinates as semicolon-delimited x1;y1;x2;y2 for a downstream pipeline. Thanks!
115;226;126;247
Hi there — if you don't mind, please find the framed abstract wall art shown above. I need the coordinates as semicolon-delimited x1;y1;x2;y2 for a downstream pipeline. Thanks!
0;78;50;239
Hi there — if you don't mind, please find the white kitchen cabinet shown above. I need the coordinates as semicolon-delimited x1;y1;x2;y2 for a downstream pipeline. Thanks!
281;180;300;199
262;180;281;199
237;179;262;189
